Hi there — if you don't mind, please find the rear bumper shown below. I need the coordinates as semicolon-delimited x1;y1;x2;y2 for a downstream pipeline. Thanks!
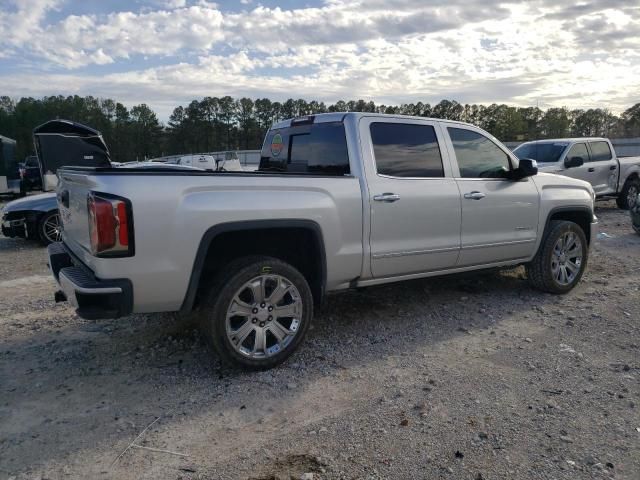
47;242;133;319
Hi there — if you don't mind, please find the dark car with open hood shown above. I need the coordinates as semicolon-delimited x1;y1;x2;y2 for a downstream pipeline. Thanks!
1;120;111;245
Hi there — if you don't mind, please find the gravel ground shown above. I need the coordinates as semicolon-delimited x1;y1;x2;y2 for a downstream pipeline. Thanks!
0;200;639;480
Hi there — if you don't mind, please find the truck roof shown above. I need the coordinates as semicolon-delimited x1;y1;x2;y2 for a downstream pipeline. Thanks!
519;137;609;145
270;112;475;130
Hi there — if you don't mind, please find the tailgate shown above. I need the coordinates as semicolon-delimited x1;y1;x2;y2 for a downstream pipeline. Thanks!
57;171;96;254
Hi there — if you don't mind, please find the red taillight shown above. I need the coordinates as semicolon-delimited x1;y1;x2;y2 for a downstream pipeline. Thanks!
87;192;133;256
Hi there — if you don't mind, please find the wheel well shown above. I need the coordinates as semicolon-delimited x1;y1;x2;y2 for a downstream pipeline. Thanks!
186;224;325;311
626;172;639;183
548;209;592;245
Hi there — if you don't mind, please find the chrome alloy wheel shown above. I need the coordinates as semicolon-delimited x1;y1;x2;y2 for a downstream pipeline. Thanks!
627;184;639;209
43;213;62;243
551;231;583;286
225;274;303;358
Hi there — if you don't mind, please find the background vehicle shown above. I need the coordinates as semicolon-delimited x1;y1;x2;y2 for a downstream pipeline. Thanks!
33;119;111;191
18;155;43;192
177;154;244;171
1;192;60;244
49;113;597;369
0;134;21;195
514;138;640;209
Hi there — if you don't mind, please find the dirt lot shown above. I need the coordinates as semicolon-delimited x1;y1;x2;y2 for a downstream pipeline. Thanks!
0;200;639;480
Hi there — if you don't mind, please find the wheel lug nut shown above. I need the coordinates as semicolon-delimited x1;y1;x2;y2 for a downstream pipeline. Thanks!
252;308;258;314
252;318;257;323
260;302;266;308
268;315;273;321
268;306;273;312
259;322;265;327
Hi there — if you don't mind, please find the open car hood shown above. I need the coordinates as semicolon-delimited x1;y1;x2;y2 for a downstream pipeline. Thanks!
33;120;111;191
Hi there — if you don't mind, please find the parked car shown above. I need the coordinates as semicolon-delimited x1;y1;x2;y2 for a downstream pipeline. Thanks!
513;138;640;209
48;113;597;369
18;155;43;192
631;193;640;235
33;119;112;191
1;192;60;244
177;154;244;171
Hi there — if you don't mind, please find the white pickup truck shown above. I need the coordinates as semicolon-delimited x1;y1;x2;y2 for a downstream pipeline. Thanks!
514;138;640;209
48;113;597;369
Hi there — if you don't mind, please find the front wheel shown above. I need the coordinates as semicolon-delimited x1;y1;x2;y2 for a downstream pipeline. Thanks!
526;220;588;294
200;256;313;370
38;210;62;245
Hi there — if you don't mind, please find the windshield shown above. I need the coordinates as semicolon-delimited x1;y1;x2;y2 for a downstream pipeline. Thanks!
514;142;568;163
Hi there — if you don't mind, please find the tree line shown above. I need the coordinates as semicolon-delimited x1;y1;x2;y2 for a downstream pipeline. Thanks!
1;94;640;163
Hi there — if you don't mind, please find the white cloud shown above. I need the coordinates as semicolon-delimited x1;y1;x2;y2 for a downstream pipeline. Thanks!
0;0;638;116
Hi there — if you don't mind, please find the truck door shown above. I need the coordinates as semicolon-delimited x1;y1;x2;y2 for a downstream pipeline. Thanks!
561;142;592;187
443;125;540;266
587;141;618;195
359;117;461;278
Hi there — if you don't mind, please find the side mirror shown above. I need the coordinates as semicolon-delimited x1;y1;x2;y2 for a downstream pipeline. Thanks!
512;158;538;179
564;156;584;168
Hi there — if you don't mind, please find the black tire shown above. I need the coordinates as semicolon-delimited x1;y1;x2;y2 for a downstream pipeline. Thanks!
199;255;313;370
616;177;640;210
526;220;588;294
37;210;61;246
631;202;640;236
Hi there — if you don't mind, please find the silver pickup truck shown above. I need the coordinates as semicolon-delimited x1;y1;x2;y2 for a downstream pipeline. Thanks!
514;138;640;209
48;113;597;369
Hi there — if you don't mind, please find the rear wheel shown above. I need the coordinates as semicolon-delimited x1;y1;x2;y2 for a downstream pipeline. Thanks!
526;220;588;294
38;210;61;245
200;256;313;370
616;177;640;210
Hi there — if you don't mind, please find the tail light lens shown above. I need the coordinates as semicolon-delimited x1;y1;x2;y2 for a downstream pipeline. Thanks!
87;192;134;257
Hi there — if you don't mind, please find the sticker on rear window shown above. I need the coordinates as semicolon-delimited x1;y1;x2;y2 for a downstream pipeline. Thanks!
271;133;283;157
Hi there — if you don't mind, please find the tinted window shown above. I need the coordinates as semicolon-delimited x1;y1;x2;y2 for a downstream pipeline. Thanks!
260;122;349;175
589;141;612;161
514;142;567;163
448;128;511;178
566;143;589;162
370;123;443;177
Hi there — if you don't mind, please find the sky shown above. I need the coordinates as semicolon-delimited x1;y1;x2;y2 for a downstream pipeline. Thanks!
0;0;638;120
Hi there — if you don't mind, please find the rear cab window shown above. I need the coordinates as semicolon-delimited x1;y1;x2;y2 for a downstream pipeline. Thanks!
260;121;350;175
588;141;613;162
370;122;444;177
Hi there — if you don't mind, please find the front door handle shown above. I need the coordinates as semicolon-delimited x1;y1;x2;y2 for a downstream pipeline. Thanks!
373;193;400;202
588;167;595;172
610;165;617;170
463;191;486;200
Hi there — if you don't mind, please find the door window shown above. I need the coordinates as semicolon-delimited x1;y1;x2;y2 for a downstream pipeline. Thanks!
370;122;444;177
589;141;613;161
448;128;511;178
566;143;589;163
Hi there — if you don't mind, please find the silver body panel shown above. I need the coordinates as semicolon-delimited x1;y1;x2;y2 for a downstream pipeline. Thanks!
515;137;640;196
56;113;597;314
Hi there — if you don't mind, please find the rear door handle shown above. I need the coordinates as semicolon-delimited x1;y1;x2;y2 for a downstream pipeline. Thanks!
463;191;486;200
373;193;400;202
588;167;595;172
